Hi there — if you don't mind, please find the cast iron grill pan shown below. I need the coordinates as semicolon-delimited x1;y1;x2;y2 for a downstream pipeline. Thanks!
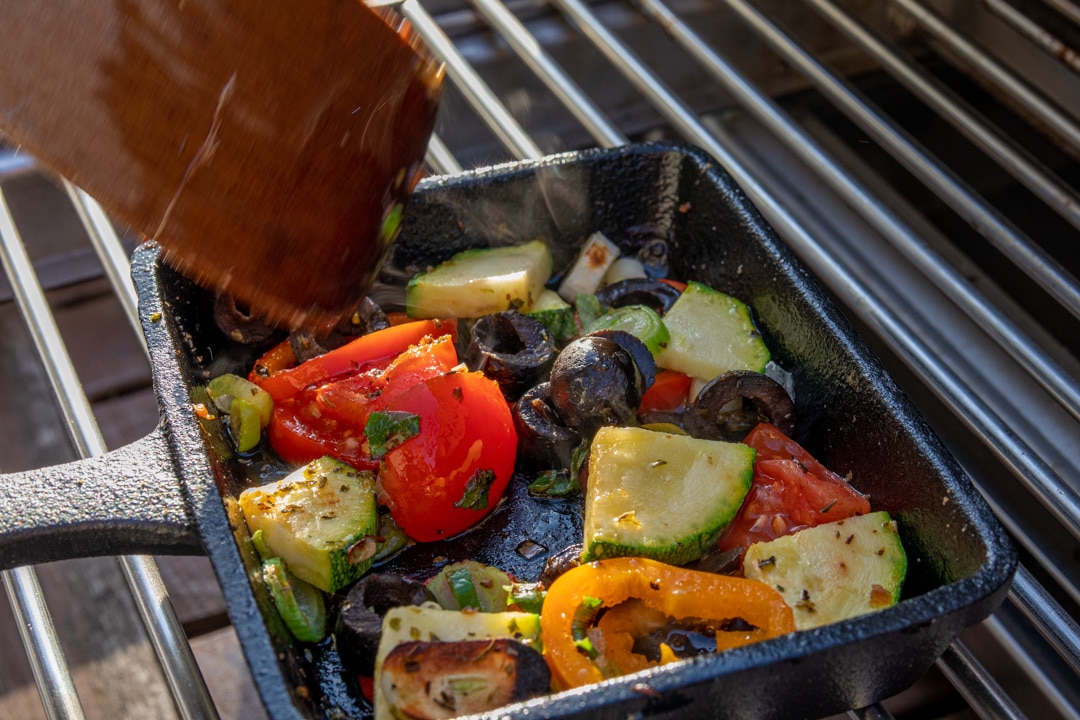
0;142;1016;719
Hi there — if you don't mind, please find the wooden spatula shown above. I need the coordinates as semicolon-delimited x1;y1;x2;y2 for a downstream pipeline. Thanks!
0;0;443;329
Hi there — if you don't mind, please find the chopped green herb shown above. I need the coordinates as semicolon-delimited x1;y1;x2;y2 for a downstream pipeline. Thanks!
455;468;495;511
365;411;420;458
528;469;581;498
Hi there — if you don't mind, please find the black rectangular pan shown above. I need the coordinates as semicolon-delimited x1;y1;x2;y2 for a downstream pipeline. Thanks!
0;142;1016;720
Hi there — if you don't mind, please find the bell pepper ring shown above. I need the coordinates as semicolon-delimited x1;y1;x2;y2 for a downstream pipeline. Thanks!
540;557;795;689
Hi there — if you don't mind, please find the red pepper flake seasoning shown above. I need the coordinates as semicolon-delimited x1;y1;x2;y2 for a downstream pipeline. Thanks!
678;202;691;213
193;403;215;420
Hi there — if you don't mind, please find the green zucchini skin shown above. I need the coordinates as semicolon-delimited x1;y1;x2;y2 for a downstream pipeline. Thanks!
405;239;553;318
655;281;770;381
582;426;755;566
239;456;379;593
743;511;907;630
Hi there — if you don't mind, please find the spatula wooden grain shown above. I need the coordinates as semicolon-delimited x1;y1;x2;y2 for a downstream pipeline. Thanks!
0;0;443;329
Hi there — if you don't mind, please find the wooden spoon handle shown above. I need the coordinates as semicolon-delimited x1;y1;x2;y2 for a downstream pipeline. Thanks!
1;0;443;329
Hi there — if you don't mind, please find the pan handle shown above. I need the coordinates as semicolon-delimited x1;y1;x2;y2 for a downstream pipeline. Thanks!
0;425;201;571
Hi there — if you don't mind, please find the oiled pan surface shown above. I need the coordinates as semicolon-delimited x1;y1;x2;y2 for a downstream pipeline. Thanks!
148;142;1014;720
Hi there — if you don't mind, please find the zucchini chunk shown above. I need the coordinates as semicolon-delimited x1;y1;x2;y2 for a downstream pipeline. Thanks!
262;557;326;642
380;639;550;719
743;511;907;630
654;281;770;382
525;288;576;341
239;456;378;592
406;239;553;318
582;426;755;565
374;603;543;720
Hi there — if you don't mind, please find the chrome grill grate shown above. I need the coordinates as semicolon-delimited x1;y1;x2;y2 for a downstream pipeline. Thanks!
2;0;1079;718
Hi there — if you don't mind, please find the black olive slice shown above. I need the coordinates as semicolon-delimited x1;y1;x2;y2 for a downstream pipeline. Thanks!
466;311;556;402
690;370;795;442
595;277;682;314
334;574;432;675
512;383;582;471
548;335;642;438
539;543;584;587
288;297;389;363
213;292;278;345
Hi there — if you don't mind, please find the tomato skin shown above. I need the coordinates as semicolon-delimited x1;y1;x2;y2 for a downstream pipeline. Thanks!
315;335;459;425
720;423;870;553
639;370;692;413
378;372;517;542
253;319;456;402
266;391;376;471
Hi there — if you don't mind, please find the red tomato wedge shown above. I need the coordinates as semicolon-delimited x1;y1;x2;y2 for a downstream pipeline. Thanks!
252;319;456;401
315;335;459;425
377;371;517;542
266;388;376;471
720;422;870;554
639;369;692;413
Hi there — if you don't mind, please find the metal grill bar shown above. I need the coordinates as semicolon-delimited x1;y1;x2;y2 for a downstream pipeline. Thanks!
403;0;544;159
410;4;1047;716
1;568;84;720
978;0;1080;75
713;0;1080;321
628;0;1080;541
1040;0;1080;25
803;0;1080;232
890;0;1080;153
0;173;218;719
3;0;1079;718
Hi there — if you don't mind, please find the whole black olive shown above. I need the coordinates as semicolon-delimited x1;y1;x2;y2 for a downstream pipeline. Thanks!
466;311;556;402
595;278;682;315
690;370;795;442
334;574;432;675
512;383;582;471
548;335;642;438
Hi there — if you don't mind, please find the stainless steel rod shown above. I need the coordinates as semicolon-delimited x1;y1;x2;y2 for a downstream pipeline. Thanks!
536;0;1080;538
1039;0;1080;25
64;183;142;336
0;150;37;180
401;0;544;160
426;133;465;175
976;0;1080;75
708;0;1080;321
937;641;1029;720
0;192;88;720
982;614;1080;720
1010;564;1080;677
891;0;1080;152
1;568;86;720
0;185;219;720
467;0;627;148
636;0;1080;426
802;0;1080;231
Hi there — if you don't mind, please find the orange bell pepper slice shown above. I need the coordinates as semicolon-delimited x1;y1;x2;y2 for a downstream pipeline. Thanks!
540;557;794;689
